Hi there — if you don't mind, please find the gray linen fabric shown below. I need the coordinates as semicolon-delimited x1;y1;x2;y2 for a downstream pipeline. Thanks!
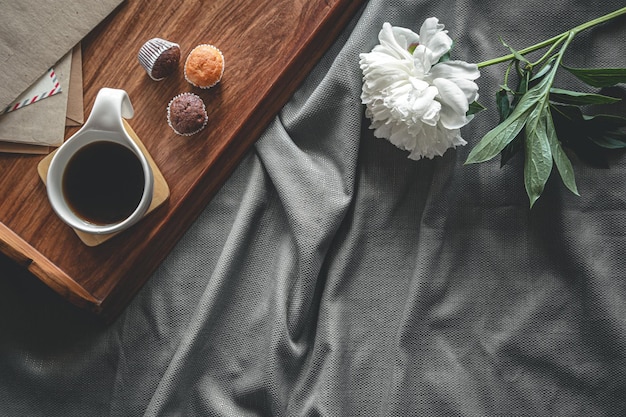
2;0;626;415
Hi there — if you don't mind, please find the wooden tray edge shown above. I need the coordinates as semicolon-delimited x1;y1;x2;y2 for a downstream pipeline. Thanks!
0;222;102;312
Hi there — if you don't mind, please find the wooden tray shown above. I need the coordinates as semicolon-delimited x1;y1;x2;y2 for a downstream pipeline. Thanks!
0;0;365;321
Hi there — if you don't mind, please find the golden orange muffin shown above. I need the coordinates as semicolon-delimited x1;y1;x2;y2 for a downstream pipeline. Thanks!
184;44;225;88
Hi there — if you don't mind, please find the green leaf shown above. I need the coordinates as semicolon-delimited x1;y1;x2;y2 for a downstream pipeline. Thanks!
589;130;626;149
467;100;486;116
545;110;579;196
551;142;579;195
550;104;610;168
466;68;554;164
438;50;451;63
496;89;511;122
466;108;532;164
500;135;524;167
582;114;626;148
562;66;626;88
500;37;531;65
549;88;621;105
514;69;531;103
524;105;554;207
530;56;557;82
583;113;626;129
498;87;523;167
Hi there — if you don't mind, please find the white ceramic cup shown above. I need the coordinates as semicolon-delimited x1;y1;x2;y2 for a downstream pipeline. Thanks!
47;88;154;235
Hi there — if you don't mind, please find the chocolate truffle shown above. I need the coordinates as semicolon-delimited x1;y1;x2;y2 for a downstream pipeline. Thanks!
184;44;225;88
138;38;181;81
167;93;208;136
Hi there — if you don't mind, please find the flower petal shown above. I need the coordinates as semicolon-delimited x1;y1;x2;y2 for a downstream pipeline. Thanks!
377;22;414;60
420;97;441;126
430;60;480;81
451;78;480;103
411;45;432;76
438;106;469;130
433;77;470;114
432;77;471;129
418;17;453;63
391;26;420;50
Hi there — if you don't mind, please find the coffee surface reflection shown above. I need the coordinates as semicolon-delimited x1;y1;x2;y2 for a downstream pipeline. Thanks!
62;141;145;225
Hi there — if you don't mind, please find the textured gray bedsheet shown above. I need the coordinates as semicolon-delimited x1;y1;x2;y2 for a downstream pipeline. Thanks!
1;0;626;415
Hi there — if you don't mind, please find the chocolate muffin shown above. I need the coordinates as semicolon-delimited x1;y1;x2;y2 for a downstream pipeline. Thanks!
138;38;181;81
167;93;208;136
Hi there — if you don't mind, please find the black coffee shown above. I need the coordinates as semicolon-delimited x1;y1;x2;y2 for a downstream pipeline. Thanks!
62;141;145;225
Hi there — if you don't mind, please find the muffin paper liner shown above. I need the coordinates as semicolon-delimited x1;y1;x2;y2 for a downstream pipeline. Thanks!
166;92;208;136
138;38;180;81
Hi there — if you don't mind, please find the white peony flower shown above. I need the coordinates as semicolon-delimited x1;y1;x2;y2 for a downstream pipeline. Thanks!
359;18;480;160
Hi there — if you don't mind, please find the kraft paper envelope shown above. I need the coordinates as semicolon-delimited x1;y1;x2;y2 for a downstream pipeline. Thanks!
66;44;85;127
0;45;84;154
0;0;124;110
0;51;72;152
1;68;62;115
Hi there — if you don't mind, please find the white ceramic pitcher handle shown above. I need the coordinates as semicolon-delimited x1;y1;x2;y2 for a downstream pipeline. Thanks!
83;87;134;132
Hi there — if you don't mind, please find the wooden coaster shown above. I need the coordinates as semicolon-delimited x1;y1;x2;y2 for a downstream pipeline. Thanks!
37;120;170;247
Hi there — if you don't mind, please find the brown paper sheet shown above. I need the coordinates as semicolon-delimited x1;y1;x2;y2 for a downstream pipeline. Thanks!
0;143;50;155
0;44;84;154
0;50;72;151
0;0;124;110
66;44;84;127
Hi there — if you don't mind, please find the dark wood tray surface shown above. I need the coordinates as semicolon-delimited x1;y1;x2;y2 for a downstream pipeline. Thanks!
0;0;365;321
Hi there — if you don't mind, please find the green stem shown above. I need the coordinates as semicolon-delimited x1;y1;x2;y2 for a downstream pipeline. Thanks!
477;6;626;68
529;35;567;67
